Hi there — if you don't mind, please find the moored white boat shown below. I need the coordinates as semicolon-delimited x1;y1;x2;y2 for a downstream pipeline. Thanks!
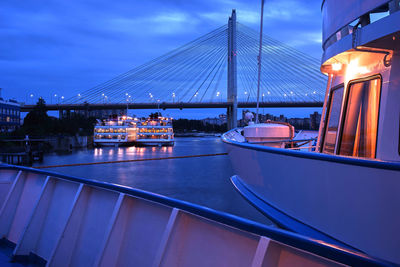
93;116;138;147
136;115;174;146
223;0;400;264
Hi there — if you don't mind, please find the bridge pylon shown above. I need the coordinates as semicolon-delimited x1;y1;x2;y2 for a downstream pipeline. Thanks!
227;9;238;130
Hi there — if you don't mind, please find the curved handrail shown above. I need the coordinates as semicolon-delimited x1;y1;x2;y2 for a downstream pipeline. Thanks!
222;129;400;171
247;138;316;144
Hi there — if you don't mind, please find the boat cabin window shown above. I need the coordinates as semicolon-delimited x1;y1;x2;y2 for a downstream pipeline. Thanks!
322;86;344;154
338;76;381;158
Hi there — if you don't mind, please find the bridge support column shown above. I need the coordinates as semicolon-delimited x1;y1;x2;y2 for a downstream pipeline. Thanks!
227;9;238;130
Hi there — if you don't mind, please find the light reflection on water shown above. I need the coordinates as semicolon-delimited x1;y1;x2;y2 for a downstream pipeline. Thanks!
34;137;271;225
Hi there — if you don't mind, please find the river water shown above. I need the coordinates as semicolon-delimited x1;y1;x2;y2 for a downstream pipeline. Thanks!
33;137;272;225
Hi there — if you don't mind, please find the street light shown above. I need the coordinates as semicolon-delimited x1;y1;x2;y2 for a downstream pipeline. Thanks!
126;95;131;115
216;91;221;102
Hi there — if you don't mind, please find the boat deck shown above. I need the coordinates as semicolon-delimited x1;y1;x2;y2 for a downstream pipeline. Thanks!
0;241;40;267
0;164;390;266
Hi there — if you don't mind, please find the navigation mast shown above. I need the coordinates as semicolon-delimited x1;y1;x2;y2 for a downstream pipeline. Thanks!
255;0;265;123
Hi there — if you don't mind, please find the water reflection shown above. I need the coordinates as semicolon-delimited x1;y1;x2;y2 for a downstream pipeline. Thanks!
33;137;271;225
127;147;136;153
94;148;103;156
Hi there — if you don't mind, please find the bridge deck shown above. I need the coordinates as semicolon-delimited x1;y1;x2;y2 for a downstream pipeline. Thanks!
21;101;323;112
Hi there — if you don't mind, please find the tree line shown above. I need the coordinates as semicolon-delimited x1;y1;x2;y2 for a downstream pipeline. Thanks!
3;99;227;138
8;98;97;138
172;119;226;133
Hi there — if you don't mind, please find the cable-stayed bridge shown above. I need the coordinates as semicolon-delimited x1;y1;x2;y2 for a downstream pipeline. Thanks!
22;10;326;128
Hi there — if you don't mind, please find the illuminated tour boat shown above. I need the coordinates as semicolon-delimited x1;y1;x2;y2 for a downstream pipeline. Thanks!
223;0;400;264
93;116;138;146
136;115;174;146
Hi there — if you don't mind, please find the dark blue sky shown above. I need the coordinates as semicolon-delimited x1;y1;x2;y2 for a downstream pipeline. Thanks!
0;0;323;118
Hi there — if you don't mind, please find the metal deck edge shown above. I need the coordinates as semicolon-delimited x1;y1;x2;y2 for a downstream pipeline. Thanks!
221;130;400;171
0;239;45;267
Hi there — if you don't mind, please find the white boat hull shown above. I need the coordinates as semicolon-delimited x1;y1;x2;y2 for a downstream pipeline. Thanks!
93;141;134;147
135;140;174;146
223;134;400;264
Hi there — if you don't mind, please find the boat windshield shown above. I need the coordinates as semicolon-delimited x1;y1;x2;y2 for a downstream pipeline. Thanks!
339;76;381;158
322;86;344;154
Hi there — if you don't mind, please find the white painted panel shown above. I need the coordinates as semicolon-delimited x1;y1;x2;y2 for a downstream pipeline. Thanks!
13;177;81;260
49;186;119;267
152;208;179;267
261;241;343;267
94;193;124;267
98;196;172;267
160;211;259;267
0;170;20;208
0;171;47;243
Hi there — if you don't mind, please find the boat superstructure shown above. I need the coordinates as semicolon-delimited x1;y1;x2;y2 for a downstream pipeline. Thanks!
0;165;390;266
223;0;400;264
136;116;174;146
93;116;138;146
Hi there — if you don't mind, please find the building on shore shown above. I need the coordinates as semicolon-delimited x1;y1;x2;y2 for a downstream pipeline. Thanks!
310;111;321;130
201;114;227;126
239;109;321;130
60;108;127;119
0;98;21;132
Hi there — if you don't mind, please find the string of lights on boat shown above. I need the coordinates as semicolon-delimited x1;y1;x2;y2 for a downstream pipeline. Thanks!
63;22;327;105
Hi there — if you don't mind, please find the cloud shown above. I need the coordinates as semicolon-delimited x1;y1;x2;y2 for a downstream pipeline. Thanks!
107;11;200;35
279;31;322;49
199;0;313;25
265;1;312;19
